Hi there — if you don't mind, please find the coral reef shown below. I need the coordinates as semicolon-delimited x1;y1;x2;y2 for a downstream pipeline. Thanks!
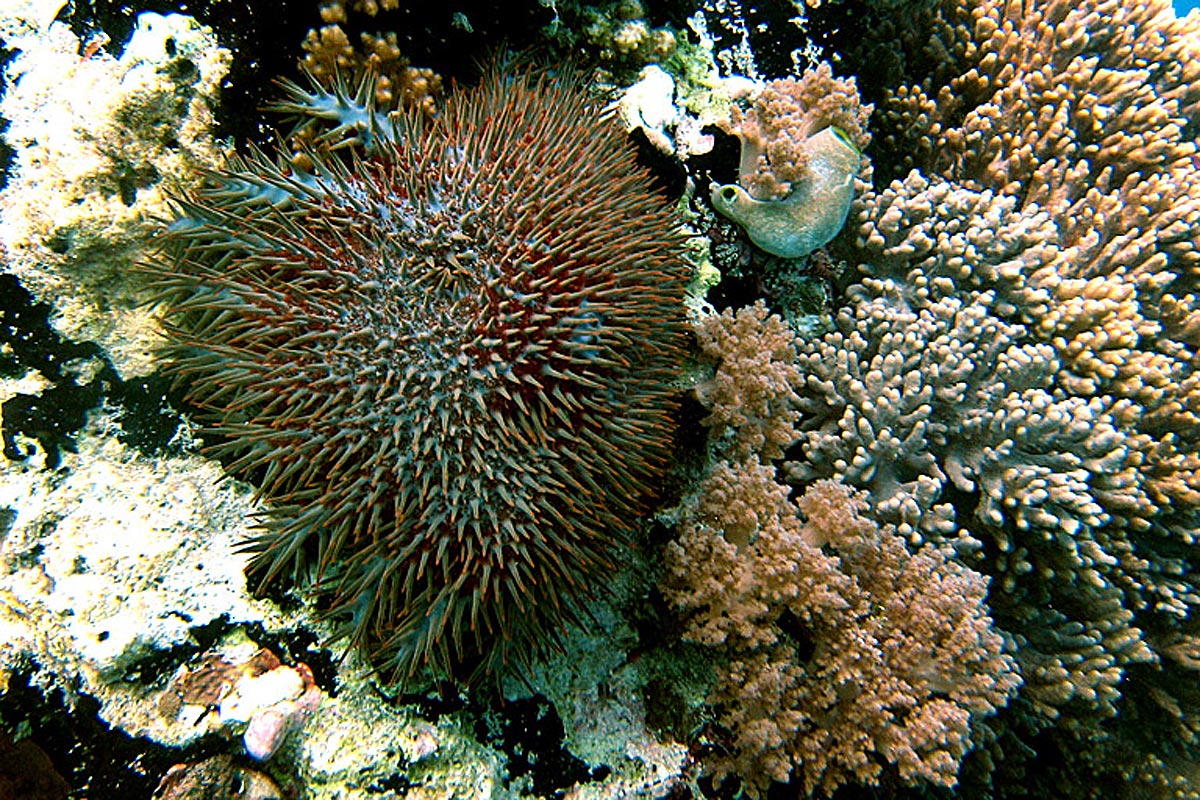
576;0;679;79
666;303;1018;797
0;8;697;796
617;64;719;159
152;64;691;685
0;8;229;377
667;2;1200;789
0;408;567;797
11;0;1200;797
767;0;1200;793
158;645;322;761
0;415;283;694
563;0;743;164
299;1;442;116
725;63;871;202
153;755;282;800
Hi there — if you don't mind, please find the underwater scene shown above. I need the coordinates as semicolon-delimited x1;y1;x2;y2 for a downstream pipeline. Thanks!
2;0;1200;797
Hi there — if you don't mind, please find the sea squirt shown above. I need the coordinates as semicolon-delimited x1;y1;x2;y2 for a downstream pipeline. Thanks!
710;125;861;259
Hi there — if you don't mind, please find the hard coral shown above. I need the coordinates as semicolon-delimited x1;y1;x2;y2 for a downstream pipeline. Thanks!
693;300;801;463
300;1;442;115
578;0;679;78
152;65;690;685
791;0;1200;792
666;303;1018;797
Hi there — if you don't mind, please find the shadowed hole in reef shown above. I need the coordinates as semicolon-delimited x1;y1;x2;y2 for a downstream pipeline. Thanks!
775;608;817;664
472;694;610;799
0;667;204;800
390;685;610;798
0;274;192;468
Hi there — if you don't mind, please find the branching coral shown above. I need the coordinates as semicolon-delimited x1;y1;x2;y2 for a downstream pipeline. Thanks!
667;467;1019;797
787;180;1156;726
299;1;442;115
666;303;1018;797
671;0;1200;792
771;0;1200;793
692;300;801;463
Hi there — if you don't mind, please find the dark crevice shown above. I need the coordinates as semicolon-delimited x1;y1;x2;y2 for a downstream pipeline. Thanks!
0;620;339;798
0;666;213;800
0;274;191;469
472;693;609;799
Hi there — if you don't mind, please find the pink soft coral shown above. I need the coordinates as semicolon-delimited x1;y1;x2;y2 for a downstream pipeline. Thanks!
666;304;1020;797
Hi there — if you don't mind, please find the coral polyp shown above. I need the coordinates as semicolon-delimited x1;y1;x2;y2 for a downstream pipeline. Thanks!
153;66;690;683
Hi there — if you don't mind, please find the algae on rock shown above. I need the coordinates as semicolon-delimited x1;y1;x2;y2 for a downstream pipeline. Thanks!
0;9;230;378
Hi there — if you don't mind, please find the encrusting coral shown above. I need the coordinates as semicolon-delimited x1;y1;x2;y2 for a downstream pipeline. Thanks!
710;63;872;259
150;64;690;685
666;302;1019;797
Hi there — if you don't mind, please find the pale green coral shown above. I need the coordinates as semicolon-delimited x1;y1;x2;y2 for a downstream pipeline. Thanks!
710;126;860;258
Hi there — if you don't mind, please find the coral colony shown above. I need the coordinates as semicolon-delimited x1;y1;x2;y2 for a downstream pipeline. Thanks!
669;0;1200;796
7;0;1200;796
152;67;690;684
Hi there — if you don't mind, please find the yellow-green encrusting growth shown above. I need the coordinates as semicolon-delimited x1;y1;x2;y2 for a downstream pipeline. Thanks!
710;126;860;259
